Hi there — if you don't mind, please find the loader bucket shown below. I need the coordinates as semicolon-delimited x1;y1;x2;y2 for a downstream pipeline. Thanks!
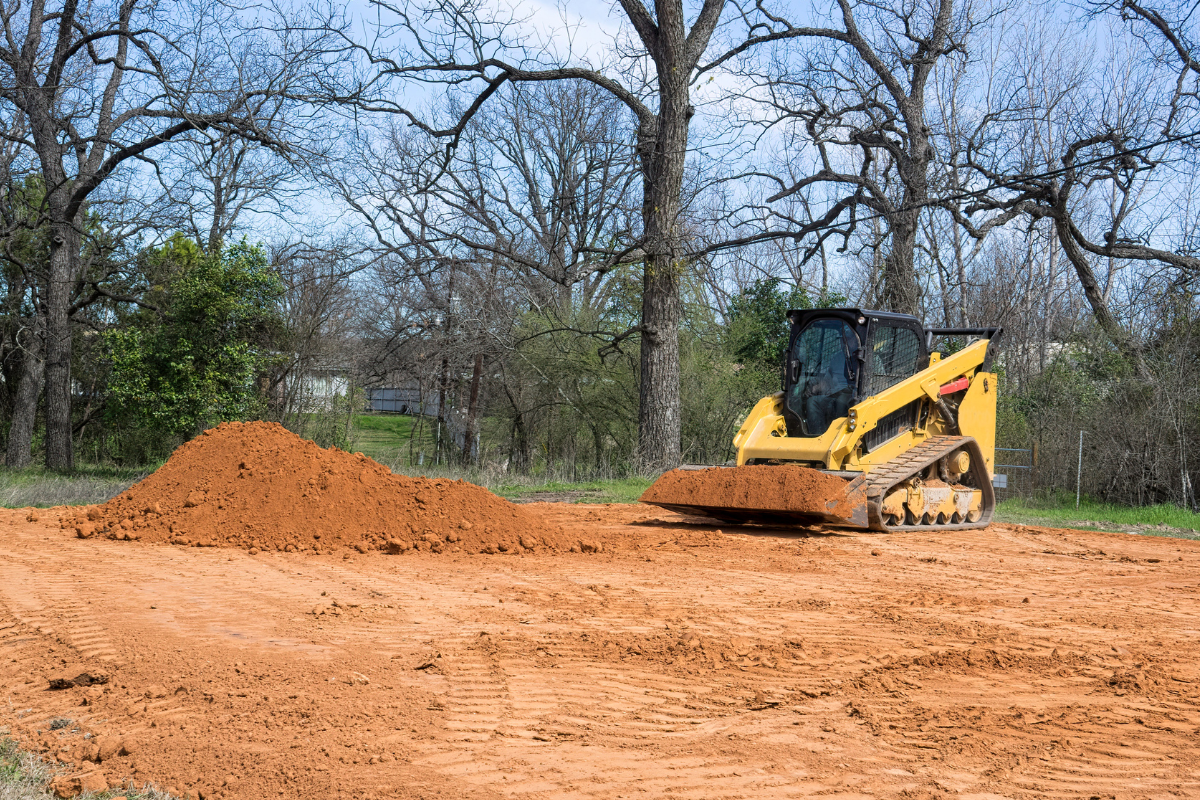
639;464;869;528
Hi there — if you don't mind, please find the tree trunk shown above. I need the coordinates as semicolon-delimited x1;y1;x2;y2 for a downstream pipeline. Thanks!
513;419;530;472
951;216;968;326
934;237;952;326
5;314;45;468
343;371;354;448
635;77;689;473
209;176;226;253
557;281;573;315
462;352;483;464
882;208;922;315
1052;213;1132;354
638;257;682;472
501;381;530;472
593;422;606;473
1041;226;1057;374
818;243;829;296
44;222;78;471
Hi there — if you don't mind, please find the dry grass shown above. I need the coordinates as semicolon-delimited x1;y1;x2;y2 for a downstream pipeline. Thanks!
0;736;54;800
0;735;175;800
0;468;146;509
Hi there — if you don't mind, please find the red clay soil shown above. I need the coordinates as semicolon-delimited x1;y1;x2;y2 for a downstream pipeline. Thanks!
63;421;568;555
641;464;863;519
2;505;1199;800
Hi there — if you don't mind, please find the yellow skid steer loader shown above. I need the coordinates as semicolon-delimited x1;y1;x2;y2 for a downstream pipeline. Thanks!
641;308;1002;532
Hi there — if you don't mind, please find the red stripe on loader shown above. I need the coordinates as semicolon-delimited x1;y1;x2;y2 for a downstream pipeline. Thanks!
939;377;970;395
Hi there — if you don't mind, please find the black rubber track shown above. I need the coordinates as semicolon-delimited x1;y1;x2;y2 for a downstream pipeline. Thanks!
863;435;995;532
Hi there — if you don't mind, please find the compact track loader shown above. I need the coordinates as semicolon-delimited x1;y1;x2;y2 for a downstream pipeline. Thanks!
641;308;1002;532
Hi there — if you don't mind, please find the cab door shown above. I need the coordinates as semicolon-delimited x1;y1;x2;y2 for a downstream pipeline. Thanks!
784;317;860;437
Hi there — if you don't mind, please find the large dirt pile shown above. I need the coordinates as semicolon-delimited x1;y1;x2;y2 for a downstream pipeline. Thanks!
64;421;568;555
640;464;862;519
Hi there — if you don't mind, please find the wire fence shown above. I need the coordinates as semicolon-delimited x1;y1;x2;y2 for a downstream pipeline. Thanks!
994;445;1037;498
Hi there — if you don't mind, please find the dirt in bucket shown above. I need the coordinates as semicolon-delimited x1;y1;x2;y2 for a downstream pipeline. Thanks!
639;464;863;519
64;421;568;555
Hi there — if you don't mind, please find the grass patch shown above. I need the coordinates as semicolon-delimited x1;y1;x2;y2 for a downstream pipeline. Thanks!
996;495;1200;539
383;458;652;504
351;414;437;466
352;414;414;434
494;478;652;504
0;465;150;509
0;418;651;508
0;734;174;800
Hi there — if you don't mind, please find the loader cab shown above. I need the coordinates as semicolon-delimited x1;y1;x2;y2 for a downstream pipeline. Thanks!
782;309;927;439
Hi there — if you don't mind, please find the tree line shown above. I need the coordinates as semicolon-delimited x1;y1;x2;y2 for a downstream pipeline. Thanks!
0;0;1197;509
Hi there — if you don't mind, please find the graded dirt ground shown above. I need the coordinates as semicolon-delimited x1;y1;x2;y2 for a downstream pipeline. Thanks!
2;504;1199;799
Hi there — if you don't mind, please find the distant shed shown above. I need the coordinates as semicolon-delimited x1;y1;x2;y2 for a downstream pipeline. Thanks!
365;385;439;417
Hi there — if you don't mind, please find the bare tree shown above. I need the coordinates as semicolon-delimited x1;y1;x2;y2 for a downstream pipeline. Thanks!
0;0;338;468
337;81;639;318
267;237;362;445
947;11;1200;356
711;0;995;316
436;81;641;314
338;0;887;470
353;243;515;466
165;133;300;253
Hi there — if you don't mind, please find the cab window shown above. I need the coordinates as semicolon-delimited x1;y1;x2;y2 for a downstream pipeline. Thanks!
867;325;922;396
787;319;857;436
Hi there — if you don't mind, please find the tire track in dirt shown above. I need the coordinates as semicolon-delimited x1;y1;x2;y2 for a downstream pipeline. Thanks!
795;534;1200;797
847;685;1200;796
0;543;213;750
232;534;1200;798
0;556;120;664
534;537;1200;798
0;615;43;717
403;563;874;798
441;641;513;742
417;649;810;799
398;575;791;797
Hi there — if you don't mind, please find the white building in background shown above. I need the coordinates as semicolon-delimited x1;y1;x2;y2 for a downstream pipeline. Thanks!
365;384;440;417
277;364;351;412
